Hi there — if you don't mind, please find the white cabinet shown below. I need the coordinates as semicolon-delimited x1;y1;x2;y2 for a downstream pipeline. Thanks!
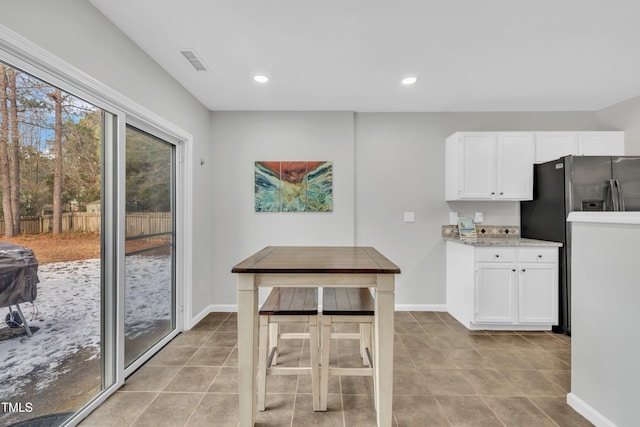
497;133;535;200
446;132;533;201
534;131;625;163
534;132;577;163
577;131;625;156
518;264;557;323
446;242;558;330
476;263;516;323
457;133;495;200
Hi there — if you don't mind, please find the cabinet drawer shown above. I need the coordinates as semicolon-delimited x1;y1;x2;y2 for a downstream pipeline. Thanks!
476;248;516;262
518;248;557;263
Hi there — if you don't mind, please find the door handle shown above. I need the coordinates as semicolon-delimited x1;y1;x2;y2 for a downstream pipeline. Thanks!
615;179;625;212
608;179;620;211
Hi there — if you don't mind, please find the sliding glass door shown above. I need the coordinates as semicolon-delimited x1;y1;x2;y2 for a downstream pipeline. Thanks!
0;61;115;426
124;125;176;367
1;32;185;425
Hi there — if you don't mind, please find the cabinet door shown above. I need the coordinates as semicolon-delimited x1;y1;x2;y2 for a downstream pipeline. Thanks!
534;132;577;163
459;134;496;199
497;133;534;200
578;131;625;156
475;263;516;323
518;263;558;324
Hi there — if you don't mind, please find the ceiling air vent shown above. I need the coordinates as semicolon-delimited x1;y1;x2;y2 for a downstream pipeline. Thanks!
180;50;208;71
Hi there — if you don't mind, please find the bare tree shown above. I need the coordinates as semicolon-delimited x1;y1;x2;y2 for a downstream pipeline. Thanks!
50;88;63;234
0;64;15;237
8;68;21;235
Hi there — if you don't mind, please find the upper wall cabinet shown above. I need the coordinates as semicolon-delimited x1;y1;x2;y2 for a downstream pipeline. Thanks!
445;132;534;201
534;131;625;163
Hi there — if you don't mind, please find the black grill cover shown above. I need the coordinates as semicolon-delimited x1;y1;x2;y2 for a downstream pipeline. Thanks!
0;241;39;307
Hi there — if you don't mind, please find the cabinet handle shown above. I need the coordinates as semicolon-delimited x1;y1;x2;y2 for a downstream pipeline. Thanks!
512;269;516;272
491;192;495;195
537;254;542;258
521;269;526;272
499;192;504;195
495;254;500;258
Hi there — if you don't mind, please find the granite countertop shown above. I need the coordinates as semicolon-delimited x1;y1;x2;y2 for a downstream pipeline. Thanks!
443;237;563;247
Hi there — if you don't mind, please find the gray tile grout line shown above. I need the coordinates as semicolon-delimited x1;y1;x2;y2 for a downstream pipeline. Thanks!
527;396;564;427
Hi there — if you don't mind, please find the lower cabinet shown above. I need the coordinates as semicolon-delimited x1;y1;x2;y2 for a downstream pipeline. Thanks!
446;241;558;330
476;263;515;323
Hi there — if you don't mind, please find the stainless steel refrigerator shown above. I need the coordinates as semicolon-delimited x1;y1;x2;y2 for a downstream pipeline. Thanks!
520;156;640;335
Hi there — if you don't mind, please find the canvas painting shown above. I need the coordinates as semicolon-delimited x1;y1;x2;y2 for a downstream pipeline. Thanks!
306;161;333;212
254;161;281;212
280;161;307;212
255;161;332;212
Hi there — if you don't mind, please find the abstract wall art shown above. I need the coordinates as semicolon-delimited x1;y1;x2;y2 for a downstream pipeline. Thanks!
255;161;333;212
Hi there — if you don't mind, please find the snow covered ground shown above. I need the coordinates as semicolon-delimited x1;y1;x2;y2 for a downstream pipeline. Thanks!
0;255;171;401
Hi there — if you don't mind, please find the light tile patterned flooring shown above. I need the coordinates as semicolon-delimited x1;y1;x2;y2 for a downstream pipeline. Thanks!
80;311;593;426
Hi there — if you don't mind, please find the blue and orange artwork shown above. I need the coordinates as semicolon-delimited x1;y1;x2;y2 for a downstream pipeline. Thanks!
255;161;281;212
255;161;332;212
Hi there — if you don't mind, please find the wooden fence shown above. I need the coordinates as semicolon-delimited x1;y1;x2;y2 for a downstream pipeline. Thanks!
0;212;171;236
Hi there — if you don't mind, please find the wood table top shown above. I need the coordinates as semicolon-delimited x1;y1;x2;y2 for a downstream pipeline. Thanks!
231;246;401;274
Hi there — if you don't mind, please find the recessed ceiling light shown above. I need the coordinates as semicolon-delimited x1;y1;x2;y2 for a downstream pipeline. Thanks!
401;76;418;85
254;75;269;83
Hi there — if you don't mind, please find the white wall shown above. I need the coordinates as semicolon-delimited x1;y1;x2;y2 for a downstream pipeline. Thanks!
0;0;214;319
210;111;598;308
567;216;640;427
210;112;356;307
597;94;640;154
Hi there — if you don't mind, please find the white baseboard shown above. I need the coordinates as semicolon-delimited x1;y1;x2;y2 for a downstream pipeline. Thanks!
395;304;447;312
187;305;213;329
567;393;617;427
187;304;238;329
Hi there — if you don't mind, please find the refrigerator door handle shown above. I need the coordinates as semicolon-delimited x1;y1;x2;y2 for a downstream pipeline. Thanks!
608;179;619;211
615;179;625;212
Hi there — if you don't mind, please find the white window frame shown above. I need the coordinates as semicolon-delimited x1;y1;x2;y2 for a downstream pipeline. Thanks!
0;24;193;425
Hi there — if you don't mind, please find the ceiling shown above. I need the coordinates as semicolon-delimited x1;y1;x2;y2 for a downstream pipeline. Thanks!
89;0;640;112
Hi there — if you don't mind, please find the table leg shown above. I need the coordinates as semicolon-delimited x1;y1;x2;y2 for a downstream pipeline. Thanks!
237;274;258;427
374;274;395;427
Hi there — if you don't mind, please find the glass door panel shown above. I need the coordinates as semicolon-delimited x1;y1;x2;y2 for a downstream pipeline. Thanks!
0;61;114;425
124;126;175;367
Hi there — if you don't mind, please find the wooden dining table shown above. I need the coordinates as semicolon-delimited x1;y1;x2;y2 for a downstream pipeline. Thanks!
231;246;401;427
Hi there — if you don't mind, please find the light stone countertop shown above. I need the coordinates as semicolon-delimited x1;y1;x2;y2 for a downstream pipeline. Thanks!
443;237;563;247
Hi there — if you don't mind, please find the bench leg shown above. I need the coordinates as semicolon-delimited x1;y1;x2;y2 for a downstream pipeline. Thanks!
319;315;331;411
309;315;320;411
369;321;376;411
257;316;269;411
360;323;372;365
269;323;279;365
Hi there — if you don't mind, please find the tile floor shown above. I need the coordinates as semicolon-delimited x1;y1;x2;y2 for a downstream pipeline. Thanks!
80;311;593;426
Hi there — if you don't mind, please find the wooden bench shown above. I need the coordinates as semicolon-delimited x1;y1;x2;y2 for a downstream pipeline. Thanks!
320;287;375;411
257;287;320;411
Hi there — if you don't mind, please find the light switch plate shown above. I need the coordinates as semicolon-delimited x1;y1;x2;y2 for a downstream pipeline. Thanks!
449;211;458;225
474;211;483;223
404;212;415;223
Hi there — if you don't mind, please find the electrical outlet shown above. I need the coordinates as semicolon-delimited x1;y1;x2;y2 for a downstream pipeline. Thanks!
474;211;483;223
404;212;415;223
449;211;459;225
